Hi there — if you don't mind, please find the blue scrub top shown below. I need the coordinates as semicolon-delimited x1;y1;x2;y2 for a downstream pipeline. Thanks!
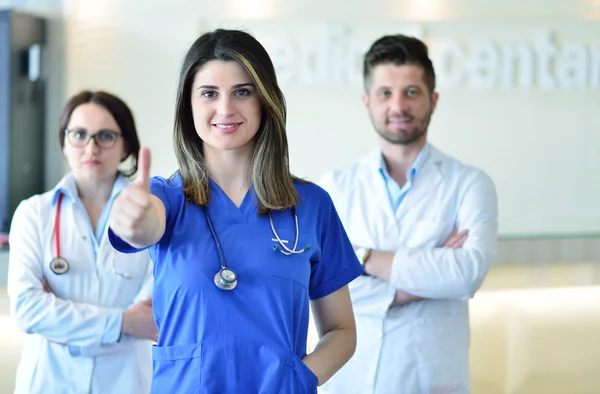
109;173;363;393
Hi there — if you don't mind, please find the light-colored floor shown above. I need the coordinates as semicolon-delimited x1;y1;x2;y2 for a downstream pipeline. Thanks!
0;294;25;393
1;262;599;393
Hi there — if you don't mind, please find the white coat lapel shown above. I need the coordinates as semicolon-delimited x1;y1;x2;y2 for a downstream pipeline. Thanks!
358;149;397;221
394;147;444;221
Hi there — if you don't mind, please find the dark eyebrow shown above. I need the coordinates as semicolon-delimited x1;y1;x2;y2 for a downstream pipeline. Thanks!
197;83;255;90
66;127;119;134
233;83;254;89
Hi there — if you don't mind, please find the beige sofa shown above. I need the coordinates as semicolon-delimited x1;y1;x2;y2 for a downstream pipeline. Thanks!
470;286;600;394
1;263;600;393
469;262;600;394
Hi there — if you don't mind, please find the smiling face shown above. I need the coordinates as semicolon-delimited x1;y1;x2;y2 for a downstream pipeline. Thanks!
62;102;126;182
362;63;438;146
190;60;262;153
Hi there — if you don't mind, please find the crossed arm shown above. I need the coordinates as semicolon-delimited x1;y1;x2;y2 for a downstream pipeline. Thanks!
40;277;158;344
350;172;498;313
359;230;469;306
8;200;157;355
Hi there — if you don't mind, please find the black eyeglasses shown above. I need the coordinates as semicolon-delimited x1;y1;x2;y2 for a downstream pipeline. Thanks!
64;128;122;149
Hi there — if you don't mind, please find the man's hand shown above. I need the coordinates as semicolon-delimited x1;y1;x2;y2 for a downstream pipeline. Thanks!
392;290;422;306
122;297;158;342
443;230;468;248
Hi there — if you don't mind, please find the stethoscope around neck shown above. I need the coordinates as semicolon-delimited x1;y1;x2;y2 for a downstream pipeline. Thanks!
49;193;135;278
204;206;311;291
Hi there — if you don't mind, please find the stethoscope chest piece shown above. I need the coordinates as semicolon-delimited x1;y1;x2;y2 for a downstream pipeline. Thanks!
214;268;237;291
50;257;69;275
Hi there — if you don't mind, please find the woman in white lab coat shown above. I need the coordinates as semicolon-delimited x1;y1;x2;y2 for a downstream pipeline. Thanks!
7;90;156;394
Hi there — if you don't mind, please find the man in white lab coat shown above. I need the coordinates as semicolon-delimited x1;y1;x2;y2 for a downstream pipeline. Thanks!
318;34;499;394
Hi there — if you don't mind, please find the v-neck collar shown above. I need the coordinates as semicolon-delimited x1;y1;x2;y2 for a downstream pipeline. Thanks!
208;179;258;223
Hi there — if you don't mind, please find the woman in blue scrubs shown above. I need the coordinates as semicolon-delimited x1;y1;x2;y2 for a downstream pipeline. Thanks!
108;28;364;393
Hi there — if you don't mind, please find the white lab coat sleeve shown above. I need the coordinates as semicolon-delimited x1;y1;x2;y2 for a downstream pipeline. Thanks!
7;199;124;348
347;276;397;318
318;171;396;318
390;171;498;300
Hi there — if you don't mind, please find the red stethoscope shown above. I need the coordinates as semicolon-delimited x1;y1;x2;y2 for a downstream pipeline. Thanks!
49;193;135;278
49;193;69;275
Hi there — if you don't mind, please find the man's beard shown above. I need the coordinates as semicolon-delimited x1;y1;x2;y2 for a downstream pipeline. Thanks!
372;110;432;145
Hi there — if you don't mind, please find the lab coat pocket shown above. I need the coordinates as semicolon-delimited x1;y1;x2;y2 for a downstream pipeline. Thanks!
111;249;149;280
270;230;312;289
151;343;202;394
406;221;453;248
281;350;318;393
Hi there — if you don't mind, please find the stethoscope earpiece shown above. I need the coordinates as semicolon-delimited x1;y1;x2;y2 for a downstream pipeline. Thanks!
270;208;309;256
272;243;312;255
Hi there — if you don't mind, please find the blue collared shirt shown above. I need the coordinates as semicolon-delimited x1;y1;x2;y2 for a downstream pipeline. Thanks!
51;173;125;245
378;144;432;212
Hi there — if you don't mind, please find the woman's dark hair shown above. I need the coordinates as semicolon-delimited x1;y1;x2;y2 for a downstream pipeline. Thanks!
58;90;141;176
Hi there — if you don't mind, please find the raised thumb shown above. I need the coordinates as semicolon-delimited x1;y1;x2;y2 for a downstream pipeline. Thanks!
136;147;151;190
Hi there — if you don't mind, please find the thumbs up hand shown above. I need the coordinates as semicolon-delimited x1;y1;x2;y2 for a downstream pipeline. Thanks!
135;146;151;191
110;147;159;247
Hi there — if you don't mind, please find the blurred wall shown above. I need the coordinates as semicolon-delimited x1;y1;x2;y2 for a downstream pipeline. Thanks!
4;0;600;238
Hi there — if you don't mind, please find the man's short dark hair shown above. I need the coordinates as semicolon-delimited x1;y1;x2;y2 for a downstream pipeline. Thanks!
363;34;436;94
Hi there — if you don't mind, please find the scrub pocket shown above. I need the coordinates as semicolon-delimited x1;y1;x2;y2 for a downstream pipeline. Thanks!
279;349;318;393
151;343;202;394
270;230;312;289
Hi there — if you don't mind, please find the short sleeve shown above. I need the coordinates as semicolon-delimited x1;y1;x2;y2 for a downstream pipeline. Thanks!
308;191;364;300
108;175;179;254
149;176;178;231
